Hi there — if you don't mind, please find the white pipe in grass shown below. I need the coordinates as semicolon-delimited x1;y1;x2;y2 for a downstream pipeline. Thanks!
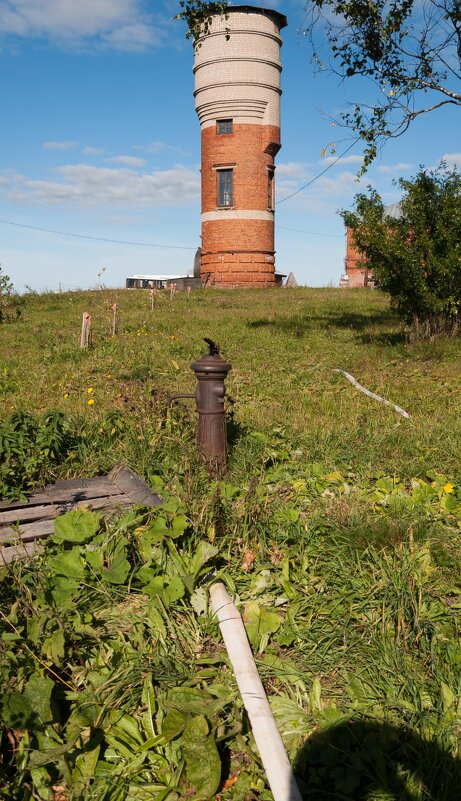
209;582;303;801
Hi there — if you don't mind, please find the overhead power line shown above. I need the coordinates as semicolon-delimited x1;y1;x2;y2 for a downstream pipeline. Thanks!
0;218;196;250
276;139;360;205
276;224;342;238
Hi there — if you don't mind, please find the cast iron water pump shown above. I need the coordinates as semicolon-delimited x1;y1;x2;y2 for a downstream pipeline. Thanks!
170;339;232;474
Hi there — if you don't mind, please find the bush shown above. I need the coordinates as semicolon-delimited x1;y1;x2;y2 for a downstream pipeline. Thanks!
341;165;461;338
0;265;23;323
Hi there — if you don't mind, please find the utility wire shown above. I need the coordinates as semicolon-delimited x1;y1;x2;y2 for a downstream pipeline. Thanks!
276;224;342;237
0;141;360;249
0;218;196;250
276;139;360;205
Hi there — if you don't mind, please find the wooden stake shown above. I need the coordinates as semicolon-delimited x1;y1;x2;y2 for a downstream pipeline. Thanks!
80;312;92;349
111;303;117;336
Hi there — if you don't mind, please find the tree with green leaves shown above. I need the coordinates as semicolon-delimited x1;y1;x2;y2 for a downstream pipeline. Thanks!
341;165;461;338
175;0;229;43
302;0;461;171
0;265;22;323
177;1;460;172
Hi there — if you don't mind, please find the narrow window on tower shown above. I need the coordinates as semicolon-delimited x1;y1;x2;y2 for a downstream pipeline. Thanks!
268;168;275;210
217;119;233;135
217;169;233;207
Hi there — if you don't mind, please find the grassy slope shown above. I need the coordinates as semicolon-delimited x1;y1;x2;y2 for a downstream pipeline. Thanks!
1;286;461;478
1;287;461;801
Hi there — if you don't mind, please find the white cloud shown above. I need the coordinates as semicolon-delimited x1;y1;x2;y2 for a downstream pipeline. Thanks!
109;155;147;166
0;0;164;50
43;140;78;150
322;154;363;166
440;153;461;168
276;162;307;179
377;162;414;174
82;146;106;156
134;141;183;155
2;163;201;206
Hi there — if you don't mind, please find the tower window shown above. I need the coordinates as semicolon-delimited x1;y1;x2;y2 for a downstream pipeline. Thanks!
217;119;233;135
268;168;275;210
217;169;233;207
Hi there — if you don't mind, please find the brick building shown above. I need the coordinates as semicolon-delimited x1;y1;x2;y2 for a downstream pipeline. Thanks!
193;5;287;287
340;202;402;288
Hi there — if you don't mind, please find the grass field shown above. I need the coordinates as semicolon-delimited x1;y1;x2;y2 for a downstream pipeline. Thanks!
1;287;461;801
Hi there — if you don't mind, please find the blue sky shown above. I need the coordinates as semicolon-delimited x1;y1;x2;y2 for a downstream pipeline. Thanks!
0;0;459;291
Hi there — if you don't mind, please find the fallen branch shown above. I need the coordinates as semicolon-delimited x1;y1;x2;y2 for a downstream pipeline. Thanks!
209;582;303;801
333;369;412;419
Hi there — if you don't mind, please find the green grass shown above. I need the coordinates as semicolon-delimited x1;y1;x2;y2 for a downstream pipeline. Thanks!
1;286;461;479
1;286;461;801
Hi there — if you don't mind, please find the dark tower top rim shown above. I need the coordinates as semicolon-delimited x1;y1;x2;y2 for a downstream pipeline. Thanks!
221;5;287;30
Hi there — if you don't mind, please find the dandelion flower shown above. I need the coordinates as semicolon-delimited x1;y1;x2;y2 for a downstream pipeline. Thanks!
88;398;95;405
444;482;454;493
63;393;69;398
87;387;94;394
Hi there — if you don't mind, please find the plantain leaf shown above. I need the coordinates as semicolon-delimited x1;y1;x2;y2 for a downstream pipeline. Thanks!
180;715;220;799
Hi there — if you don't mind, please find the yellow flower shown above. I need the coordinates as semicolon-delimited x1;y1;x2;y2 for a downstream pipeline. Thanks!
63;392;69;398
87;398;95;405
87;387;94;394
444;483;454;493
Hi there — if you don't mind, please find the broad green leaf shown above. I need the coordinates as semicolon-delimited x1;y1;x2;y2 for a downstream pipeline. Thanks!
47;548;86;580
3;674;54;730
188;541;218;577
165;687;224;718
50;576;80;608
190;587;207;616
142;574;185;607
53;509;101;544
310;677;323;712
163;708;187;741
29;739;78;769
180;715;220;799
102;540;131;584
146;601;167;639
171;514;188;538
243;601;283;651
441;682;455;712
42;628;65;664
72;745;101;788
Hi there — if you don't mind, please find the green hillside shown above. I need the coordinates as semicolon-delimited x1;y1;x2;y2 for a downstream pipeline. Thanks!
1;287;461;800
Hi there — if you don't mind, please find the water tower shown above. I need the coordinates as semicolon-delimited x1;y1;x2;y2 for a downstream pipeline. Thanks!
193;5;287;287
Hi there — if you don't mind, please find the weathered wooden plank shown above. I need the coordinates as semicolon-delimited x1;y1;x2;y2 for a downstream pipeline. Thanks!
47;476;115;491
0;541;44;565
0;466;162;564
0;495;131;544
0;504;60;525
109;465;162;507
0;482;121;512
0;519;55;544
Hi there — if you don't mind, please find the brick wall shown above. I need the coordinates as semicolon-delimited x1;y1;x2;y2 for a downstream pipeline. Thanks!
345;227;372;287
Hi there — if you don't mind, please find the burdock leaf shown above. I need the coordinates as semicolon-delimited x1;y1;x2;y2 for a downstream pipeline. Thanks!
53;509;101;544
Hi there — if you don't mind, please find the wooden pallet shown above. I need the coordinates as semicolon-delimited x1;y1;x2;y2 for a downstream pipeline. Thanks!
0;465;162;566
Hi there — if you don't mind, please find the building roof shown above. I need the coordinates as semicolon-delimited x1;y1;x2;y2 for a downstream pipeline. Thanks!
226;5;288;29
384;201;403;219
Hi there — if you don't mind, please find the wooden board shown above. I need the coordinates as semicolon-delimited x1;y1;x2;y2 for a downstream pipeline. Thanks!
0;466;162;566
